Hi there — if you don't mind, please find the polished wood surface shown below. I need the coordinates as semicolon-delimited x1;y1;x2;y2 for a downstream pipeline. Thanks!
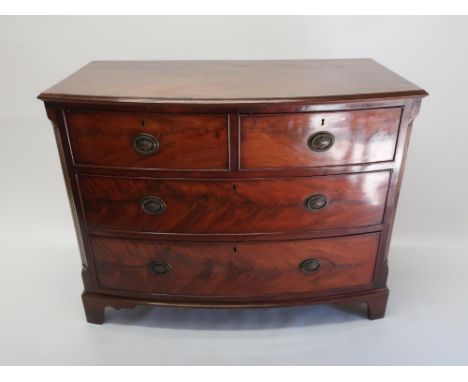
81;287;390;324
66;111;229;170
240;108;401;169
79;171;390;234
38;59;427;104
91;233;379;296
39;59;427;324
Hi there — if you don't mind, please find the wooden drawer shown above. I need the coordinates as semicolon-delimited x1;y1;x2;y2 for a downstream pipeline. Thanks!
65;111;229;170
79;171;390;234
91;233;380;296
240;108;401;169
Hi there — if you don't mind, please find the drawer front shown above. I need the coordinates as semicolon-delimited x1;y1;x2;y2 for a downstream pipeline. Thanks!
240;108;401;169
91;233;380;296
65;111;229;170
80;171;390;234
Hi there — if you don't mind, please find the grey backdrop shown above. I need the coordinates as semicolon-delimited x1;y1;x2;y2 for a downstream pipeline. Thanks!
0;16;467;365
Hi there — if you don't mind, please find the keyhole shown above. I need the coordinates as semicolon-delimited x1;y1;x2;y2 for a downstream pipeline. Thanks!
232;246;237;255
140;119;145;128
321;118;325;126
232;184;237;192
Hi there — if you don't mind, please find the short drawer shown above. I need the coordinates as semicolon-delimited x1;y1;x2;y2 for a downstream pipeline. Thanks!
79;171;390;235
91;233;380;296
65;111;229;170
240;108;401;169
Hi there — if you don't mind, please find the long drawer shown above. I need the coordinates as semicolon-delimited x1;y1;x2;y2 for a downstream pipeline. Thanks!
65;111;229;170
240;108;401;169
79;171;390;234
91;233;380;297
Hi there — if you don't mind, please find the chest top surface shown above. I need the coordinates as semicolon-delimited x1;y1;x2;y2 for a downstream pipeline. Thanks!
38;59;427;104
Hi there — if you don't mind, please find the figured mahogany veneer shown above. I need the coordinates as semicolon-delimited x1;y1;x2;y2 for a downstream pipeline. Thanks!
39;59;427;324
80;171;390;234
91;233;380;296
66;111;229;170
240;108;401;169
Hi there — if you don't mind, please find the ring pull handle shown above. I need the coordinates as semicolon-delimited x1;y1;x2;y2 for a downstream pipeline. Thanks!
140;196;166;215
300;258;321;273
149;261;171;275
304;194;328;212
308;131;335;152
133;133;159;155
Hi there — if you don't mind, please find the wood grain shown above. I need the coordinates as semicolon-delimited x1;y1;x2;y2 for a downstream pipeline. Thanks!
38;59;427;323
38;59;427;104
240;108;401;169
91;233;380;297
79;171;390;234
66;111;229;170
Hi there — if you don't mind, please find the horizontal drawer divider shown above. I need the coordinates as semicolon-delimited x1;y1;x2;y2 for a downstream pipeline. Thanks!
72;162;398;178
86;225;385;242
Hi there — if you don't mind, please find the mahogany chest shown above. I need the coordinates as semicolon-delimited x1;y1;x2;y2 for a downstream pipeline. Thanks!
39;59;427;324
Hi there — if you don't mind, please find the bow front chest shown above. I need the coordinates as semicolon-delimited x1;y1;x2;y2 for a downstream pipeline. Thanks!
39;59;427;324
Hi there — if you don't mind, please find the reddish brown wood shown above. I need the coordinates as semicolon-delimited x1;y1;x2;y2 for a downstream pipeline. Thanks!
373;103;421;289
66;111;229;170
45;107;100;291
81;287;390;323
81;292;105;324
82;291;138;324
38;59;427;104
47;97;421;116
39;59;427;324
91;233;380;297
240;108;401;169
366;289;389;319
334;287;389;319
79;171;390;234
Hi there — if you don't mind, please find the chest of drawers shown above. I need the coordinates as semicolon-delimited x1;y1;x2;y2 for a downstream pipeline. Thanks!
39;59;427;324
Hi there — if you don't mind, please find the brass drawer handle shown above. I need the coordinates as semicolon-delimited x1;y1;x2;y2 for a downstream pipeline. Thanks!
140;196;166;215
304;194;328;212
149;260;171;275
300;258;321;273
308;131;335;152
133;133;159;155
